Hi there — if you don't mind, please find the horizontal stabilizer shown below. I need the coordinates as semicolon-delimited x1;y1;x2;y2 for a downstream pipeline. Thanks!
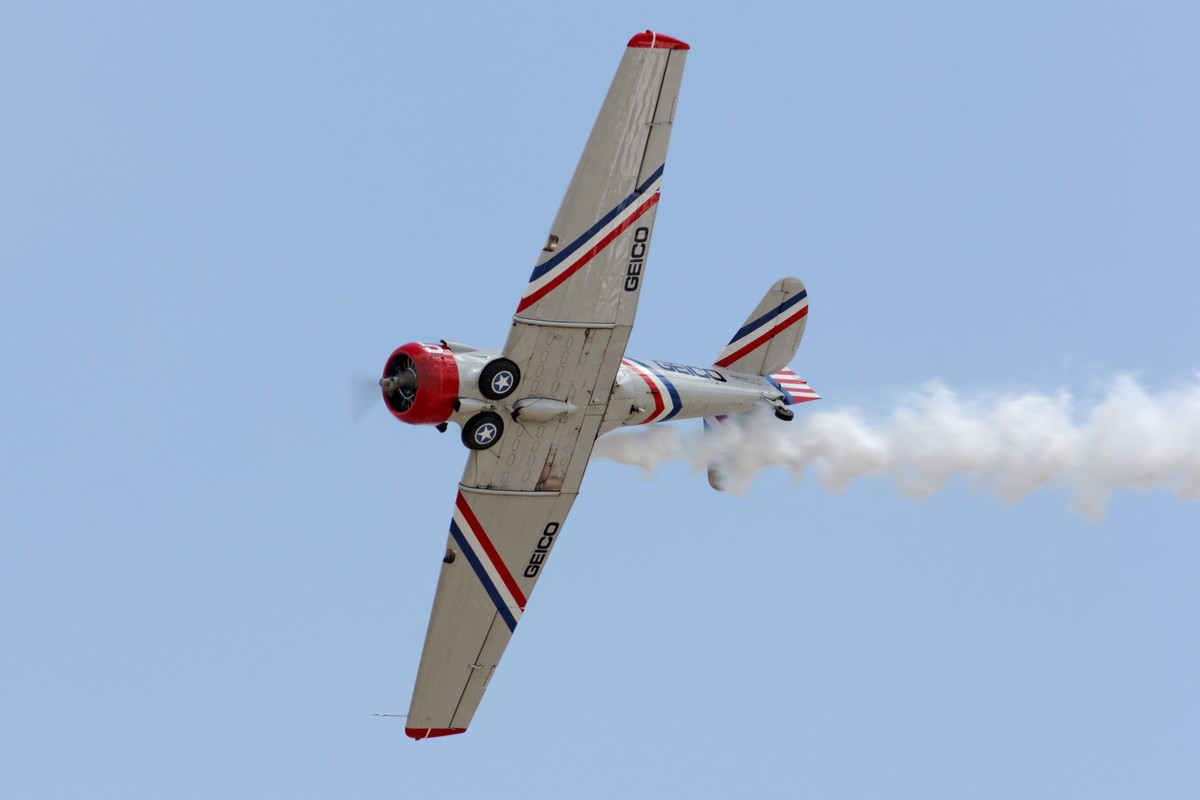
768;369;820;405
703;416;728;491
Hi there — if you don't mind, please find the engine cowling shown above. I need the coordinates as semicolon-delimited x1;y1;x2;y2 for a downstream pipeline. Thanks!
380;342;459;425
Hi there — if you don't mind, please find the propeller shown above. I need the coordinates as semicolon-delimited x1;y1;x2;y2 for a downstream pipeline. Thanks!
350;373;383;422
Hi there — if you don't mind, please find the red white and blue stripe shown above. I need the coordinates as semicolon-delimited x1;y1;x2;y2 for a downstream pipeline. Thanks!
517;166;664;313
715;289;809;368
449;492;526;632
623;358;682;423
768;368;820;405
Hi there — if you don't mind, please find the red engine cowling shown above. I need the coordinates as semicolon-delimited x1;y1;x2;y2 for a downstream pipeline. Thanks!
380;342;459;425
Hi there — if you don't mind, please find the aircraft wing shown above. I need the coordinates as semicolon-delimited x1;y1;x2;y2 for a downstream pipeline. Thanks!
405;32;688;739
404;488;576;738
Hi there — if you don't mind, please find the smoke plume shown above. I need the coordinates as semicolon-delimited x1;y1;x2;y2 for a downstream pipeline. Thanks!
592;374;1200;519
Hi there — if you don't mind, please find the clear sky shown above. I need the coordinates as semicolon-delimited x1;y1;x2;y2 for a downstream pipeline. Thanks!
3;2;1198;797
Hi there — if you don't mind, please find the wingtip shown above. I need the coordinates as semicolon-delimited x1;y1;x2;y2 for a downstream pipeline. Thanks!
405;727;467;740
627;30;690;50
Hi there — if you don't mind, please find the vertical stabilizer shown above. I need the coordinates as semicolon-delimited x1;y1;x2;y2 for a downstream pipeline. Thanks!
713;278;808;376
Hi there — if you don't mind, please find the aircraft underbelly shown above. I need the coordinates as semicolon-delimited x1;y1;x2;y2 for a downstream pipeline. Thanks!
464;323;616;494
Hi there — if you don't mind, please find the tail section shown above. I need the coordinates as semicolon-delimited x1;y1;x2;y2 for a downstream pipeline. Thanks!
705;279;817;491
713;277;808;376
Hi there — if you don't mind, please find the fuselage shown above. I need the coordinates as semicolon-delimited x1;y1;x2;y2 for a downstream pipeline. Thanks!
600;356;779;433
380;340;787;437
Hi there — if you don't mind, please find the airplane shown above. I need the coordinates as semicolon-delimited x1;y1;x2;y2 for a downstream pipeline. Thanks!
380;30;819;740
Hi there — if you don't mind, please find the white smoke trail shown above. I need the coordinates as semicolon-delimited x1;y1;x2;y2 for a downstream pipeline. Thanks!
592;374;1200;519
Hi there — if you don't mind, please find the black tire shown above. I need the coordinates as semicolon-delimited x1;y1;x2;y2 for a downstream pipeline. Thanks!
479;358;521;400
774;405;795;422
462;412;504;450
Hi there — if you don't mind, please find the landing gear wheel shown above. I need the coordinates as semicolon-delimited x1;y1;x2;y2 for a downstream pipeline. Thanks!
479;358;521;400
462;412;504;450
774;405;795;422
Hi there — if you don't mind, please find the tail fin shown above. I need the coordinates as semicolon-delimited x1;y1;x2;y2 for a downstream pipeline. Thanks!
713;278;808;376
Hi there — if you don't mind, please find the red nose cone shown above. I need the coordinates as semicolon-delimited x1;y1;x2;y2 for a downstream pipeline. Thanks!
382;342;459;425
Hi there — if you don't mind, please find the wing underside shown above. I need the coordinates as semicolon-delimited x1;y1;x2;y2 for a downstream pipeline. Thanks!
405;488;576;738
514;37;686;329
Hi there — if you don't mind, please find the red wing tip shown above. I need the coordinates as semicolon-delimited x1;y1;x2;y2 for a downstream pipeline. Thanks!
627;30;690;50
406;727;467;740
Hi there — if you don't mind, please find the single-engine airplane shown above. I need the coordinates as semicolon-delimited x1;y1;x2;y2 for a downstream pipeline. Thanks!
382;31;818;739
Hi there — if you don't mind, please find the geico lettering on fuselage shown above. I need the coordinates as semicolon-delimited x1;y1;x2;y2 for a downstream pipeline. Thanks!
652;360;727;382
624;226;649;291
524;522;560;578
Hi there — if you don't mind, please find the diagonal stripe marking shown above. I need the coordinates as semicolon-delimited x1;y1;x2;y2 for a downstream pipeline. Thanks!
727;289;808;345
715;304;809;368
455;493;527;610
624;359;665;423
517;192;659;312
449;521;519;632
528;166;664;283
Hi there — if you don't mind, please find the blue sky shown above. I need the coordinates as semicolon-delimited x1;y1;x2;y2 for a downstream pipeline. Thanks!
3;2;1198;797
